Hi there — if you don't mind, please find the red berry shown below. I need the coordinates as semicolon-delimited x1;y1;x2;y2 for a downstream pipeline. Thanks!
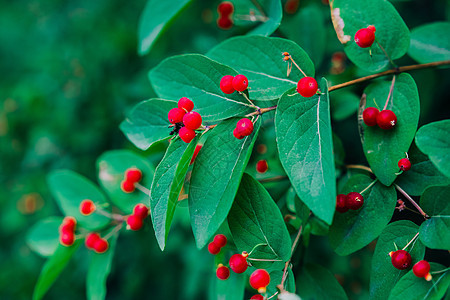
413;260;431;278
125;168;142;183
94;238;109;253
127;214;144;231
363;107;380;126
284;0;299;14
216;264;230;280
355;27;376;48
336;194;349;213
179;127;196;143
220;75;235;94
121;179;135;193
60;216;76;233
79;199;96;216
190;144;203;165
232;75;249;92
218;1;234;15
133;204;149;219
236;118;254;137
178;97;194;112
297;77;318;97
251;295;264;300
168;107;186;124
85;233;100;249
256;160;268;173
233;128;245;139
249;269;270;293
390;249;412;270
346;192;364;210
208;242;221;255
377;110;397;130
213;234;227;248
229;254;248;273
398;158;411;171
60;231;75;246
217;16;233;30
183;111;202;130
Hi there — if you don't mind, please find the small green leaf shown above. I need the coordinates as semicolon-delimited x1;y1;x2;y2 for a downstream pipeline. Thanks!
119;99;176;150
189;118;260;248
415;120;450;179
408;22;450;64
228;173;291;268
149;54;253;124
26;217;63;257
360;73;420;186
208;269;245;300
138;0;192;55
275;79;336;224
388;263;450;300
150;137;198;250
97;150;154;214
329;174;397;255
419;185;450;250
33;241;81;300
207;36;314;100
369;220;425;300
47;170;111;231
246;0;282;36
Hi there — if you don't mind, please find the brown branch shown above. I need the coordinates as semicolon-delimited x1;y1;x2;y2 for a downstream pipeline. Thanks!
394;184;429;219
280;223;304;288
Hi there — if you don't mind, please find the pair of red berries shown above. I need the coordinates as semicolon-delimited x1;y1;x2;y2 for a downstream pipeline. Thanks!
363;107;397;130
355;25;376;48
398;157;411;171
220;74;249;94
390;250;433;280
79;199;96;216
256;160;268;173
208;234;228;255
215;252;248;280
121;167;143;193
168;97;202;143
336;192;364;213
217;1;234;30
216;265;270;294
85;232;109;253
126;203;149;231
297;77;318;98
233;118;254;139
59;216;76;246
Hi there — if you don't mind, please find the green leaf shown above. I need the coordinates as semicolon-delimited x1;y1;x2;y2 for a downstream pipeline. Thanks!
297;263;348;300
228;173;291;268
330;174;396;255
266;269;296;295
189;118;260;248
207;36;314;101
97;150;154;214
419;185;450;250
395;142;450;196
415;120;450;179
149;54;253;124
208;269;245;300
138;0;192;55
33;241;81;300
330;90;360;121
47;170;111;231
86;232;118;300
275;78;336;224
388;263;450;300
246;0;282;37
119;99;176;150
330;0;410;72
408;22;450;64
26;217;63;257
369;220;426;300
360;73;420;186
150;136;198;250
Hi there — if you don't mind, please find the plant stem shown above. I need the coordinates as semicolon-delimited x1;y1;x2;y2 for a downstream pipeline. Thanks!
104;223;123;240
247;258;283;262
258;175;288;183
359;179;378;195
135;182;151;196
384;75;396;110
394;184;429;219
431;267;450;274
376;40;397;68
280;224;303;288
289;56;307;77
247;243;268;256
345;164;373;174
402;231;420;251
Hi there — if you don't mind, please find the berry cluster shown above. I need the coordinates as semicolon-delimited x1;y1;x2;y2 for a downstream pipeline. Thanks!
208;234;228;255
256;159;268;173
85;232;109;253
126;203;149;231
363;107;397;130
168;97;202;143
297;76;319;98
59;216;76;246
217;1;234;30
79;199;96;216
355;25;376;48
335;192;364;213
121;167;143;193
233;118;254;139
220;74;249;94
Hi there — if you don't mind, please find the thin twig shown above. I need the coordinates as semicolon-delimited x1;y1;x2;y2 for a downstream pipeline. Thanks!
135;182;151;196
289;56;307;77
258;175;288;183
359;179;378;195
402;231;420;251
280;225;303;288
384;75;396;110
104;223;123;240
394;184;429;219
345;164;373;173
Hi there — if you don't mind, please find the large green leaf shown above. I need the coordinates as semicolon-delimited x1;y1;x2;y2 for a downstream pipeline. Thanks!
419;185;450;250
369;220;425;300
189;118;260;248
228;173;291;268
330;90;360;121
26;217;63;257
119;99;176;150
408;22;450;64
330;0;410;71
47;170;111;231
207;36;314;101
329;174;396;256
388;263;450;300
33;241;81;300
275;78;336;224
415;120;450;179
97;150;154;214
246;0;282;37
138;0;192;55
360;73;420;186
149;54;253;124
150;136;198;250
208;269;245;300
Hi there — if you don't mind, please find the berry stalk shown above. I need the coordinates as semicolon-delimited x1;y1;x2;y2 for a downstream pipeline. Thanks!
394;184;429;219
